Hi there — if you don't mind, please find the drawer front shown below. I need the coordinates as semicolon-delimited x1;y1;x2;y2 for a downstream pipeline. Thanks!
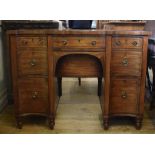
112;37;142;49
51;37;105;49
111;51;142;76
18;51;48;76
17;36;47;48
110;79;139;114
18;78;48;113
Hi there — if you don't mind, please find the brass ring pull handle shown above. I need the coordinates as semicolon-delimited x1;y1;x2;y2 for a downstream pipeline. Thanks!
32;91;38;99
132;41;138;46
30;59;36;66
122;57;128;66
121;91;127;99
22;41;28;45
78;39;81;43
115;41;121;46
62;40;68;45
91;41;96;46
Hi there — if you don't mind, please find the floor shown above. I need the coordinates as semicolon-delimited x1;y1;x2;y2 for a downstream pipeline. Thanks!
0;78;155;134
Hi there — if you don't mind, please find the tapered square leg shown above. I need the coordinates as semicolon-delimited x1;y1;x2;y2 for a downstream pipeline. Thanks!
16;116;23;129
98;77;102;96
103;116;109;130
78;77;81;86
135;116;142;130
57;77;62;97
49;114;55;129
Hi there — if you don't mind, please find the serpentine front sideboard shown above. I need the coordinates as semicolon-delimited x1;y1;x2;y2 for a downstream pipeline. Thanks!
6;29;151;130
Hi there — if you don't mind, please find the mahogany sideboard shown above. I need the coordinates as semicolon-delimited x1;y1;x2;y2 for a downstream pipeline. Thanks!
6;29;151;129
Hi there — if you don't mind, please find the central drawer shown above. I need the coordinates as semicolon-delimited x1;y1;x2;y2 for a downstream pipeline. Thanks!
18;78;48;114
51;36;105;49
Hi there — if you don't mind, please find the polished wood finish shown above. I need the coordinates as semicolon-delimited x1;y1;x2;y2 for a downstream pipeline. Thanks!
112;37;143;49
138;36;149;129
17;36;47;48
7;29;150;129
18;78;48;113
18;50;48;76
110;78;139;114
2;21;59;104
51;36;105;49
55;54;103;77
103;35;112;129
110;34;148;129
9;34;49;129
111;51;142;76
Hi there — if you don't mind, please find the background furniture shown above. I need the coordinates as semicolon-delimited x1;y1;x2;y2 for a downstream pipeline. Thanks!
7;29;150;130
97;20;146;30
147;38;155;109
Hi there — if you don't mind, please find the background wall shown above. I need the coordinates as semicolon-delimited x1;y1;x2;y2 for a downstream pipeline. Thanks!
0;20;7;111
145;20;155;37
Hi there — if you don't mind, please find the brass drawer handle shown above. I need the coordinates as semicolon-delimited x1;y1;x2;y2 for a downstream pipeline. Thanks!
22;40;28;45
91;41;96;46
122;57;128;66
30;59;36;66
32;91;38;99
121;91;127;99
115;41;121;46
62;40;68;45
132;41;138;46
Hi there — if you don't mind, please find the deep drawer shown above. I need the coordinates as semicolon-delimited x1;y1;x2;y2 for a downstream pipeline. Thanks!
112;37;143;49
51;36;105;49
110;79;139;115
18;78;48;114
17;51;48;76
111;51;142;76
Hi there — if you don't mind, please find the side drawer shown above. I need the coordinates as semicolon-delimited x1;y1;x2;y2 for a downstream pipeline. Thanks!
17;36;47;48
112;37;143;49
17;51;48;76
18;78;48;114
111;51;142;76
109;79;139;115
51;36;105;49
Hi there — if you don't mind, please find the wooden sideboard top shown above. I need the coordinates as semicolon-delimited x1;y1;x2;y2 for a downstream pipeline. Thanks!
6;29;151;36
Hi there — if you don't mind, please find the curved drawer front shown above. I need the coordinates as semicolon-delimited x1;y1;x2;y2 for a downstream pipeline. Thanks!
17;36;47;48
111;51;142;76
51;37;105;49
17;51;48;76
18;78;48;114
110;79;139;115
112;37;142;49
